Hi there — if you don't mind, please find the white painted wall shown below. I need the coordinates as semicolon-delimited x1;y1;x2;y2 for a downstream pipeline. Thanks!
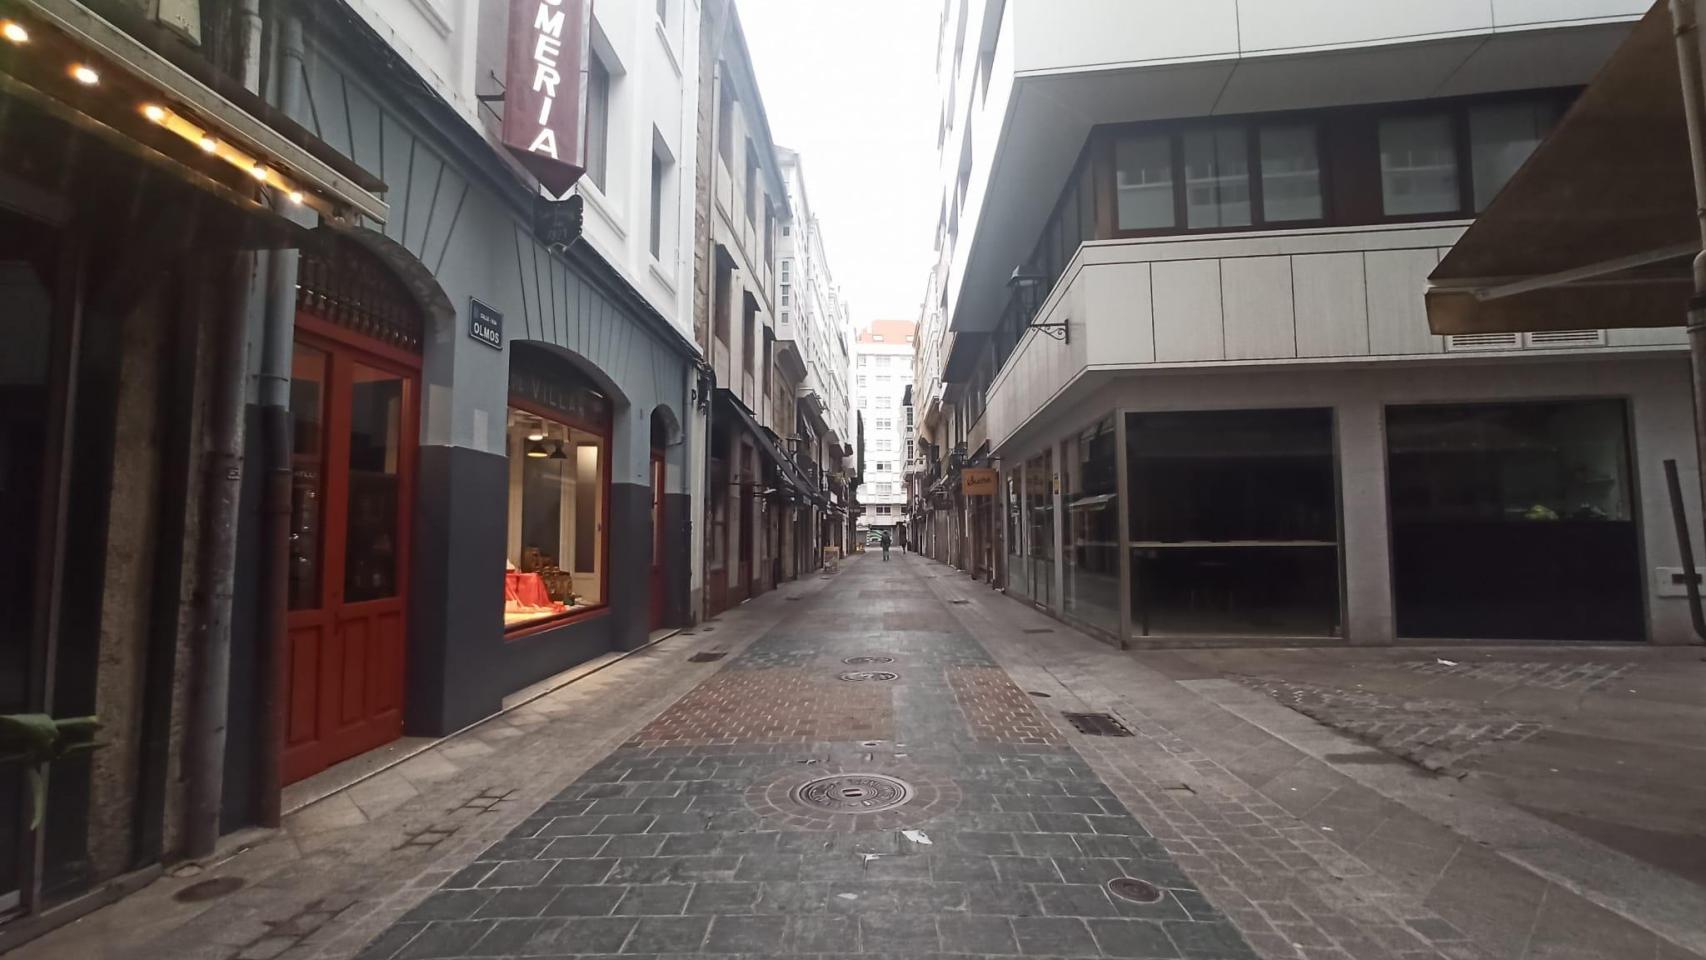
1006;0;1648;74
983;223;1689;451
349;0;702;340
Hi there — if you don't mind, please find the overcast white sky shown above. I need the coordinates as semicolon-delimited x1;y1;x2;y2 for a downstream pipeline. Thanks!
736;0;940;330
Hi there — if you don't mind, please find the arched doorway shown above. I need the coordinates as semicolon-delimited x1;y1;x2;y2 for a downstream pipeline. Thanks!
284;236;423;784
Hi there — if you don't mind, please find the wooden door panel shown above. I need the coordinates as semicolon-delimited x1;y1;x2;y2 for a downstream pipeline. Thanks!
285;619;326;748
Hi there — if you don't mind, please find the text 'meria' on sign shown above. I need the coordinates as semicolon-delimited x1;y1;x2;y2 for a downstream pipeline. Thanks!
503;0;591;196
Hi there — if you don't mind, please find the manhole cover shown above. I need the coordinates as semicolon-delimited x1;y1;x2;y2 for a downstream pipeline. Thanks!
173;876;246;903
792;773;915;813
843;656;894;665
838;671;898;682
688;651;726;663
1063;712;1134;737
1107;877;1163;903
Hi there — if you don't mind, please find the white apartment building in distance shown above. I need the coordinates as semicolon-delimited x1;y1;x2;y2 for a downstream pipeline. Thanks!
852;320;917;535
776;147;857;562
917;0;1702;647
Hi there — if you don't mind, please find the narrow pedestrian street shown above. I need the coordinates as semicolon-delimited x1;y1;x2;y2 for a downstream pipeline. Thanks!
20;554;1700;960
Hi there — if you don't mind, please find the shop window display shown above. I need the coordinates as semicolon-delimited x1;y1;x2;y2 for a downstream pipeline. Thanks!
504;350;611;630
506;408;607;627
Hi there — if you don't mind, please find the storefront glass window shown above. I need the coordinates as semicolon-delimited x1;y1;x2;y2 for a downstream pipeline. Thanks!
288;346;328;610
1385;400;1642;640
1005;471;1027;599
1026;450;1055;607
1063;417;1120;635
1126;409;1339;637
506;408;607;628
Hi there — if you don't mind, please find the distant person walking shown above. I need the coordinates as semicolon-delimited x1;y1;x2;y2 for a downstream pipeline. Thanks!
880;530;891;562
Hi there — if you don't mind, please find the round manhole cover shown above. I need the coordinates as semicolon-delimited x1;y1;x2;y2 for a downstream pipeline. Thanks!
843;656;894;665
1107;877;1163;904
174;876;247;903
838;671;898;682
792;773;915;813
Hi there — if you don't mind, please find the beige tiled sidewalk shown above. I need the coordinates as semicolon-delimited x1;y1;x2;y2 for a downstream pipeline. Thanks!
918;558;1706;960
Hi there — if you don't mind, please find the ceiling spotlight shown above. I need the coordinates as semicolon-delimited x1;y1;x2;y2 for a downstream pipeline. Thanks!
287;190;304;205
2;21;29;44
142;103;167;123
250;164;270;182
525;438;549;458
70;64;99;86
198;136;217;153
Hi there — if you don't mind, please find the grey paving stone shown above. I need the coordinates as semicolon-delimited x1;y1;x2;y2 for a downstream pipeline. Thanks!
623;915;710;953
1165;919;1259;959
938;913;1022;954
858;913;941;952
611;884;691;916
703;914;789;953
472;886;558;918
1089;918;1182;958
1012;916;1099;955
542;885;627;916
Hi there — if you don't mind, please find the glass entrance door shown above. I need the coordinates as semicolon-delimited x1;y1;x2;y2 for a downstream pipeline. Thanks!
283;336;416;784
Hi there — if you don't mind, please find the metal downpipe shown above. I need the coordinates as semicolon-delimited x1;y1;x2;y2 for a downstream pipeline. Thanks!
1668;0;1706;639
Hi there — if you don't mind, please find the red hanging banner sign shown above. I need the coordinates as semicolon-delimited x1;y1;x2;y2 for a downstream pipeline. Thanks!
502;0;591;197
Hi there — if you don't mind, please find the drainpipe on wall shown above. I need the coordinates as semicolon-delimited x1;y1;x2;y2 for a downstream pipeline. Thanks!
252;11;306;828
183;0;267;858
1671;0;1706;493
1667;0;1706;640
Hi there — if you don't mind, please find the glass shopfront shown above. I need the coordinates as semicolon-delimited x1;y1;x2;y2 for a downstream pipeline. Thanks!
1005;470;1027;600
506;351;611;630
1125;409;1340;637
1025;451;1056;607
1062;417;1120;635
1386;400;1642;641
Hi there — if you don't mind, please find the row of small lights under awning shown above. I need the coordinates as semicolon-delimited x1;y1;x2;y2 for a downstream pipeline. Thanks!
3;14;314;209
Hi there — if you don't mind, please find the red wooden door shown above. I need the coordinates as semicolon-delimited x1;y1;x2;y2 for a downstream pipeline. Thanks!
283;327;417;784
649;453;666;631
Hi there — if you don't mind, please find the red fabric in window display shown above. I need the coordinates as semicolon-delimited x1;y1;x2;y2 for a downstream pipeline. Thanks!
505;571;562;617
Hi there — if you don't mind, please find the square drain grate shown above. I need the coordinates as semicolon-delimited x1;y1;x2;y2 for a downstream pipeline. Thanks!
1062;712;1133;737
688;651;727;663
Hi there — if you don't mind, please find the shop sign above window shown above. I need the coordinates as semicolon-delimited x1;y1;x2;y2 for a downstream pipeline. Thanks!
510;347;611;427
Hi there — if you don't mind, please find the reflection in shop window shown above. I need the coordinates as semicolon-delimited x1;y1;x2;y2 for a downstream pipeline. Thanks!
505;407;608;629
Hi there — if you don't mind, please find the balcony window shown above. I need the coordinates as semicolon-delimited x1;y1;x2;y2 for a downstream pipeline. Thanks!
1183;127;1250;229
1259;125;1323;222
1470;101;1561;211
1379;114;1459;216
1114;134;1174;230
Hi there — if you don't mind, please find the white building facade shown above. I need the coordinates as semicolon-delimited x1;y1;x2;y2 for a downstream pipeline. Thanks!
924;0;1703;646
776;148;858;562
852;320;918;535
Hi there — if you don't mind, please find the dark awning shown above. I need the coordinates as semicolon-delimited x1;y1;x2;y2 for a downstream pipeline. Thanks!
1426;2;1694;334
715;389;807;495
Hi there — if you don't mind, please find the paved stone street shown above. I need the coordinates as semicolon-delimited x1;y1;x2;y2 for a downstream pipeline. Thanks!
353;556;1256;960
14;554;1706;960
